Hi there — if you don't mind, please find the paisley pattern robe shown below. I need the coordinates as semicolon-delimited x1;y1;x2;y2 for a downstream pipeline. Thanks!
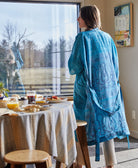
68;28;130;161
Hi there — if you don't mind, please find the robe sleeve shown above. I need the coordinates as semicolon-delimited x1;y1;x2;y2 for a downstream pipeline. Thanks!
111;38;119;81
68;33;84;75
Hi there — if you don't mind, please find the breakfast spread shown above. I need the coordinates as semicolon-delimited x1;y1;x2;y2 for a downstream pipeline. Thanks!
0;92;67;113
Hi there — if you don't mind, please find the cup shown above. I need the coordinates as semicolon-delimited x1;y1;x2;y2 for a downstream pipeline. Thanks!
27;91;36;104
7;97;19;110
19;97;28;107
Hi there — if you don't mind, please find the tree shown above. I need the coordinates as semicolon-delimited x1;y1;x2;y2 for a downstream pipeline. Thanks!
0;46;8;86
2;21;31;48
60;37;66;68
44;37;68;68
21;40;33;68
44;39;55;67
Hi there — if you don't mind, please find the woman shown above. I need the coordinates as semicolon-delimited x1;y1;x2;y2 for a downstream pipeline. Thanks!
68;5;130;168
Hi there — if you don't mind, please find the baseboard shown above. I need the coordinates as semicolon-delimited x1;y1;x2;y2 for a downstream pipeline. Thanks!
130;130;138;139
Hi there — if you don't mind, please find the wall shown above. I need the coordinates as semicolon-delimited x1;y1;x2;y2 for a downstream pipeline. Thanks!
84;0;138;138
105;0;138;138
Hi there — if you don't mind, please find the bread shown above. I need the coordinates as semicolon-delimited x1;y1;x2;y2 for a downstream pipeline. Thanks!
23;104;41;110
0;100;7;108
23;108;40;113
22;104;41;113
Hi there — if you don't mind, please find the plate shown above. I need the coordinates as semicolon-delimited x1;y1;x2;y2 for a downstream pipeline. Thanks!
22;104;50;112
47;97;67;103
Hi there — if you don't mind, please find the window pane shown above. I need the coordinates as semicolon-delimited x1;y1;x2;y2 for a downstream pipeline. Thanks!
0;1;79;96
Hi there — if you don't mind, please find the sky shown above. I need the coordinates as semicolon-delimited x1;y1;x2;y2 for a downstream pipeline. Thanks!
0;1;78;49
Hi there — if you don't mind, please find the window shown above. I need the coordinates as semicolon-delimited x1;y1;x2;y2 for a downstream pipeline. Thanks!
0;1;79;96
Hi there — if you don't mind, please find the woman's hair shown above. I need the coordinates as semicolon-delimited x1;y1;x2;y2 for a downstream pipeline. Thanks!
80;5;101;30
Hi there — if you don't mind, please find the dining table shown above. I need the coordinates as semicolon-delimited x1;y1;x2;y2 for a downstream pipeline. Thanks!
0;101;77;168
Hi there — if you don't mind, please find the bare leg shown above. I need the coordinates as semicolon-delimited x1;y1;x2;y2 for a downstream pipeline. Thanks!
103;139;117;168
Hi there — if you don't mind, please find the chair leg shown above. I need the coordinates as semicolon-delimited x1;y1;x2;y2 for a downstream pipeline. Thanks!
56;160;74;168
35;162;48;168
11;165;26;168
56;160;62;168
69;164;74;168
76;126;91;168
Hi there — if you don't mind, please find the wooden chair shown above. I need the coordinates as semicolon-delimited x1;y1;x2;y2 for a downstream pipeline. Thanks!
56;120;91;168
4;149;51;168
76;120;91;168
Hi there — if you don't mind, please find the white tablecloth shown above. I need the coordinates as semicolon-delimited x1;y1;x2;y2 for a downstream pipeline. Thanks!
0;102;77;168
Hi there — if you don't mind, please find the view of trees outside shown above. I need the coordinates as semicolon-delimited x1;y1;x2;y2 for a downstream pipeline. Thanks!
0;2;78;96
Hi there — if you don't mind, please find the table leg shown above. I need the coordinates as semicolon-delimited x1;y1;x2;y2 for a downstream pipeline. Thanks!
76;125;91;168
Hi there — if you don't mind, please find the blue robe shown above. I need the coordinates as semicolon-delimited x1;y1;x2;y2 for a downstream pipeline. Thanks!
11;44;24;70
68;28;130;161
10;44;25;94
